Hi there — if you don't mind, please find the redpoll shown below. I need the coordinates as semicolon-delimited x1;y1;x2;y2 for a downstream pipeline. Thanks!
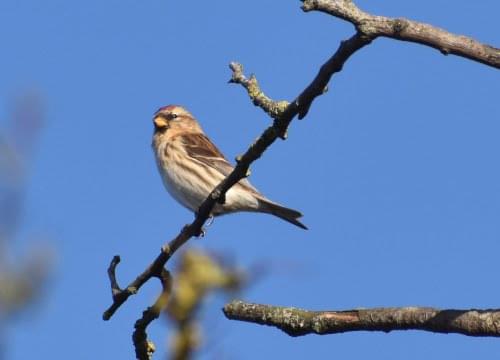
152;105;306;229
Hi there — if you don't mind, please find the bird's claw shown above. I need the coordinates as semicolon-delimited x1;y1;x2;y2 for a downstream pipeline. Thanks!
195;216;214;238
197;227;206;238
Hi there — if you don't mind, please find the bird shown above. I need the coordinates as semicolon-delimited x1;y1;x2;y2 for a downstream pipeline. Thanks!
151;105;307;229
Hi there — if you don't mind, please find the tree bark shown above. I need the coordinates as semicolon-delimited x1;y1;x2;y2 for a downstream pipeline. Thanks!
224;300;500;337
301;0;500;69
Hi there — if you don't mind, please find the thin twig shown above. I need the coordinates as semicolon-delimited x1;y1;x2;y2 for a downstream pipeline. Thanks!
103;228;193;320
133;269;172;360
229;65;289;120
107;255;122;297
224;300;500;337
230;32;371;125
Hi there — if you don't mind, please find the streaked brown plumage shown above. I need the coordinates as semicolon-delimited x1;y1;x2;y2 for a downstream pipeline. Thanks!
152;105;307;229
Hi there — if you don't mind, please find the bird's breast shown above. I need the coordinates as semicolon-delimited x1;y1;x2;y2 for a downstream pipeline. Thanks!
154;140;207;212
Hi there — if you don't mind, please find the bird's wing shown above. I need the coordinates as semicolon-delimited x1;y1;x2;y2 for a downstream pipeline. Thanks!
179;133;259;193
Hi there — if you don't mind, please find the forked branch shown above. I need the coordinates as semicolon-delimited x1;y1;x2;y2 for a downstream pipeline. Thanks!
104;2;500;357
103;29;366;322
301;0;500;69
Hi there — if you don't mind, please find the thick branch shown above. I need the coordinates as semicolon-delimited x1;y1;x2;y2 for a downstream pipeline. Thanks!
301;0;500;69
223;300;500;337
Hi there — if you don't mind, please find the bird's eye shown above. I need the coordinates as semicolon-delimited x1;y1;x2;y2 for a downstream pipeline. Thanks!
167;113;178;120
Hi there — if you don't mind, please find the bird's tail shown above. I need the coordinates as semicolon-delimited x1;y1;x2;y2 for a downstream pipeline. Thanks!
257;199;308;230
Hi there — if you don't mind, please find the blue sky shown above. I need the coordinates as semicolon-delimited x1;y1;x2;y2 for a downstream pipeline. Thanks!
1;0;499;359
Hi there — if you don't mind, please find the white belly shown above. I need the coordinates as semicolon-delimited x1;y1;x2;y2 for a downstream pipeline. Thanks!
158;160;208;212
154;141;259;215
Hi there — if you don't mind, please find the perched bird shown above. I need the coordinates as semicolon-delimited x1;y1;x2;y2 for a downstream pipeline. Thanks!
152;105;307;229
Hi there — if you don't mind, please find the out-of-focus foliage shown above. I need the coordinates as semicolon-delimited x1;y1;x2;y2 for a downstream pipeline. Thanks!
165;249;245;360
0;93;52;349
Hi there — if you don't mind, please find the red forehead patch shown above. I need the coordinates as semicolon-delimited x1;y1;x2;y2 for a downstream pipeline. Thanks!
157;105;179;113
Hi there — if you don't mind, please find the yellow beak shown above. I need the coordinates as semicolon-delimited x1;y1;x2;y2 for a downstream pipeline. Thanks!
153;116;168;129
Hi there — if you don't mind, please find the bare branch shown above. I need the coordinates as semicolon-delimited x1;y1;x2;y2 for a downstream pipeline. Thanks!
229;63;289;120
103;22;372;322
103;3;500;357
230;32;371;122
301;0;500;69
104;54;340;319
103;227;195;321
224;300;500;337
103;255;138;320
107;255;122;297
294;32;371;119
133;269;172;360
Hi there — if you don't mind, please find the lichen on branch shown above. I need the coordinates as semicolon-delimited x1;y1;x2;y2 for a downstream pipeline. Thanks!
224;300;500;337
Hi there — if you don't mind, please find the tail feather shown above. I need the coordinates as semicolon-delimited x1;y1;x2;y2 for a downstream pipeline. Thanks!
258;199;308;230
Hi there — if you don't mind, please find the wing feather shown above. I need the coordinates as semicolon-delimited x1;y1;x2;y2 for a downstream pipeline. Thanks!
179;133;259;194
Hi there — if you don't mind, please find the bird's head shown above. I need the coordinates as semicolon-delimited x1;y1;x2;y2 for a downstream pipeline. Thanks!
153;105;202;134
